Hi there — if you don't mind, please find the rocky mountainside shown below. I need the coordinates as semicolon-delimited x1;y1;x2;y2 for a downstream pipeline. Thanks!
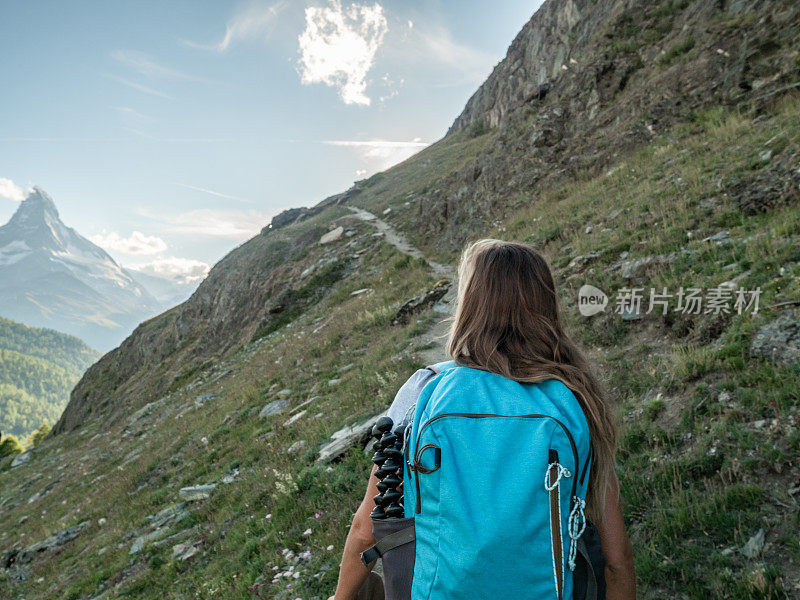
411;0;800;252
2;0;799;598
55;0;799;435
0;189;162;352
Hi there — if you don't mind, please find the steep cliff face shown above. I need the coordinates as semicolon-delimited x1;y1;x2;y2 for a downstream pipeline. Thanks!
449;0;591;133
451;0;798;135
402;0;800;252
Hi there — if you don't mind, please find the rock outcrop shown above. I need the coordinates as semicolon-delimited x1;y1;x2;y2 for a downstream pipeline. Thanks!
751;308;800;366
406;0;800;252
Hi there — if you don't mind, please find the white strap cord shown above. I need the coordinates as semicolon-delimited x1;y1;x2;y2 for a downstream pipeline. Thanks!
567;496;587;571
544;462;571;490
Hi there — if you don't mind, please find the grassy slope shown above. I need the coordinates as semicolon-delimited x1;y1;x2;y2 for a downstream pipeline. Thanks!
1;98;799;600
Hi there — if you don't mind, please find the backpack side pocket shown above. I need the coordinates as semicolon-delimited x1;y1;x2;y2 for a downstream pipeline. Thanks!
362;516;415;600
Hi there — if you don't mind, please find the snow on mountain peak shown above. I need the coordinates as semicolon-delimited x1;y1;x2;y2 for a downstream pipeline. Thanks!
0;186;163;350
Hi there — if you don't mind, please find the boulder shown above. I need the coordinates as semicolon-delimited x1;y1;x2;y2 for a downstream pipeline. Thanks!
392;280;451;326
287;440;307;455
610;254;676;280
741;528;765;558
316;410;388;464
179;484;216;501
172;541;199;561
2;521;90;567
567;251;600;272
750;308;800;366
130;528;169;555
11;452;31;468
319;226;344;244
259;399;290;419
194;393;218;408
284;410;306;427
220;468;239;484
146;503;189;528
270;207;307;229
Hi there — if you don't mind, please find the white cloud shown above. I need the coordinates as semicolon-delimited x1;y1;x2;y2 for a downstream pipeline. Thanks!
322;139;427;150
107;75;172;99
184;0;288;52
173;182;252;203
128;256;210;284
322;138;428;172
138;207;272;240
112;50;201;81
0;178;26;203
114;106;153;123
297;1;388;106
89;230;168;255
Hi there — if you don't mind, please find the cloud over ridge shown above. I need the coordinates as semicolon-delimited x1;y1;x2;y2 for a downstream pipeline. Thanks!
89;230;168;255
298;1;388;106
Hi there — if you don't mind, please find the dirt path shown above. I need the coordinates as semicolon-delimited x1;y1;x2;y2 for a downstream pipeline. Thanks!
348;206;455;364
348;206;451;278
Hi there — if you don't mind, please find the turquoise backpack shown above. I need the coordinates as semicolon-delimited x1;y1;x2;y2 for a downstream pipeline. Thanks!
402;360;595;600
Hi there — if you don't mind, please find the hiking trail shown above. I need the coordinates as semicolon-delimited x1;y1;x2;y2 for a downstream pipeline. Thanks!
348;206;455;365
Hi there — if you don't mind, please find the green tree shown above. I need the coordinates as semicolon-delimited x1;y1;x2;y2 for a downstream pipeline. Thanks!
0;434;23;457
27;423;52;447
0;317;99;439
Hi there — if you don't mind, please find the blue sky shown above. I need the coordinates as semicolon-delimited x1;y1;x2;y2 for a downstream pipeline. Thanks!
0;0;542;282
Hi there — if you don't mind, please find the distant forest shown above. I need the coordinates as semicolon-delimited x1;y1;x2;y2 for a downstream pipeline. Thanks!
0;317;99;439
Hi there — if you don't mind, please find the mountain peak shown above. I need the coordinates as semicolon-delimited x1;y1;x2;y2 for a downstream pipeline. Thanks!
14;186;60;222
0;186;162;351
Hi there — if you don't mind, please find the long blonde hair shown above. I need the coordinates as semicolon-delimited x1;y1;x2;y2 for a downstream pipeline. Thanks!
447;238;617;523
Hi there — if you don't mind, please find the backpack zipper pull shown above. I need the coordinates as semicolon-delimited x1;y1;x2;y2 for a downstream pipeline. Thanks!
543;462;571;490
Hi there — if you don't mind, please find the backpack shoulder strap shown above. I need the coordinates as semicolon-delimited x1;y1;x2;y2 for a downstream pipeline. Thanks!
425;359;458;375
